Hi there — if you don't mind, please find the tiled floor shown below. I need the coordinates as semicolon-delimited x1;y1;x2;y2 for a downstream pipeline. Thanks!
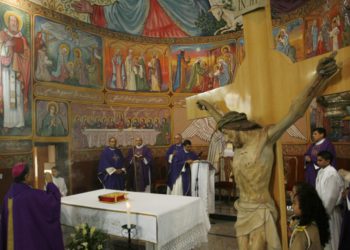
197;198;238;250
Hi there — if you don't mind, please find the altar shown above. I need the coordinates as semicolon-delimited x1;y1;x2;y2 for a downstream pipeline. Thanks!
61;190;210;250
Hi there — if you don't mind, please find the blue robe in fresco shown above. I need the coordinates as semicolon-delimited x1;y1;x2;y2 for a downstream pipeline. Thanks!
96;0;210;36
0;183;64;250
167;148;198;196
98;147;125;190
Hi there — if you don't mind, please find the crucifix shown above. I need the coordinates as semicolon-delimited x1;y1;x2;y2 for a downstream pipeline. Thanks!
186;4;349;250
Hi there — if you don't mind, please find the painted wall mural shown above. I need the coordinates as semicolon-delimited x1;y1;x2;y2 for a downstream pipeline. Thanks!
0;4;31;136
36;100;68;137
271;0;350;62
104;40;169;92
171;40;239;93
34;16;103;88
72;104;171;149
30;0;243;38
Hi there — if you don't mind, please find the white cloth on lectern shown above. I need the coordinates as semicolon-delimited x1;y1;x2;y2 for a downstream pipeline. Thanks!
191;161;215;214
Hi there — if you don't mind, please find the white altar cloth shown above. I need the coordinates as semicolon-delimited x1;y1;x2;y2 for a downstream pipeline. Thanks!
61;189;210;250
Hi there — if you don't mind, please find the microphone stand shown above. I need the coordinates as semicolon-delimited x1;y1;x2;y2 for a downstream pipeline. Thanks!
194;161;200;197
194;152;202;197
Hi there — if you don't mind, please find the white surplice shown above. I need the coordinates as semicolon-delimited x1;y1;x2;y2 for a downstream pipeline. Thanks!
316;165;344;250
52;176;68;196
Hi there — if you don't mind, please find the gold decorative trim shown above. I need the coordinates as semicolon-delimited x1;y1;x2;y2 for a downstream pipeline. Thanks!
7;198;14;250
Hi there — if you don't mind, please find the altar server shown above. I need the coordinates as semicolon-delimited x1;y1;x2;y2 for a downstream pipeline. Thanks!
315;151;344;250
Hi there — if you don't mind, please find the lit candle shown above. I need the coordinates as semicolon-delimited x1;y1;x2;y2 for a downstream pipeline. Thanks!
126;202;131;229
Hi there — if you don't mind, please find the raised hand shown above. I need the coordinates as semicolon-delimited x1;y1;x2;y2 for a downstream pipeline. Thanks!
71;0;93;14
196;100;210;111
316;51;340;78
45;172;53;183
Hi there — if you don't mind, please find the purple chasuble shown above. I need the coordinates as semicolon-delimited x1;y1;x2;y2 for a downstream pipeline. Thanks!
339;184;350;250
304;138;336;187
126;145;152;192
165;144;183;163
167;148;198;196
0;182;64;250
98;147;125;190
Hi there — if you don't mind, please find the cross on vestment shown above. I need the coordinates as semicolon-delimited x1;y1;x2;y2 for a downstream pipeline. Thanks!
186;7;349;250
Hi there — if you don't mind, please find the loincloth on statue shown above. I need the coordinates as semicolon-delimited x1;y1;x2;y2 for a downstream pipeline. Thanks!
234;199;281;249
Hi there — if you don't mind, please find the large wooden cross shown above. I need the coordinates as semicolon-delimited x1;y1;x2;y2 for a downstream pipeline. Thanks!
186;5;350;249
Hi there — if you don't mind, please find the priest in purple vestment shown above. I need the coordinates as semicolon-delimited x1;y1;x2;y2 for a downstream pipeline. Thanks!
304;127;336;187
0;162;64;250
126;137;153;192
98;137;125;190
167;139;199;196
165;133;183;164
338;168;350;250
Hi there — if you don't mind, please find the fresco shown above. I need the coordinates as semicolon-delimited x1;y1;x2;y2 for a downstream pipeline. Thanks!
171;40;239;93
272;19;303;63
72;104;171;149
105;41;169;92
0;4;31;136
271;0;350;62
30;0;243;37
34;16;103;88
36;100;68;137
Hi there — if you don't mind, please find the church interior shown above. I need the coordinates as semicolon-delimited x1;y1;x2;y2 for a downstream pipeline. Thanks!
0;0;350;249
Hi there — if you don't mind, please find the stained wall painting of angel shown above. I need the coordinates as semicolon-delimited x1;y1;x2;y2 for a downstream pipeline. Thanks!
0;4;32;136
36;100;68;137
104;42;170;92
72;104;171;149
170;40;239;93
34;16;103;88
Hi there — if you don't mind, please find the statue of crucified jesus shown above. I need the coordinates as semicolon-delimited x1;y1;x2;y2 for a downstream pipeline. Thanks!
197;52;340;250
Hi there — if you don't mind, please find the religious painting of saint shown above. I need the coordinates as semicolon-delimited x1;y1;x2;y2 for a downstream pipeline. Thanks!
0;5;31;136
171;41;238;93
104;41;169;92
36;100;68;137
72;103;171;149
34;16;103;88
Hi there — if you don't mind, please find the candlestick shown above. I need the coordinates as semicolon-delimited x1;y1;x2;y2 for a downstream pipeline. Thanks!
126;202;131;229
